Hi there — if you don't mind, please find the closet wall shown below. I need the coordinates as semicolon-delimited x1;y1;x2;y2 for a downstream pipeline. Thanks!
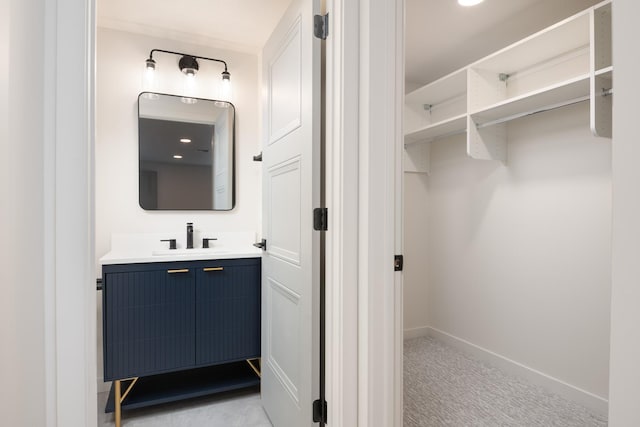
403;0;611;411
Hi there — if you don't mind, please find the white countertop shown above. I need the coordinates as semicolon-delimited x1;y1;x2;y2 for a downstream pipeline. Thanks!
100;248;262;265
99;231;262;265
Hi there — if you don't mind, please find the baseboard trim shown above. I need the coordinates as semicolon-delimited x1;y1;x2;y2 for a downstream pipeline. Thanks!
97;377;110;394
426;327;608;416
404;326;430;340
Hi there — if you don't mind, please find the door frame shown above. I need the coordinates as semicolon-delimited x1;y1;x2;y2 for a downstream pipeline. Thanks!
44;0;97;425
324;0;404;425
48;0;404;426
323;0;360;425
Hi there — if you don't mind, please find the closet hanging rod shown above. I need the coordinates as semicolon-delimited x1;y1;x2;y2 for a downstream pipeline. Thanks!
404;89;613;146
475;94;591;129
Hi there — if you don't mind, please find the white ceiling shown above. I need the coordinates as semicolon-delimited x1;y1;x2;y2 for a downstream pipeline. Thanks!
98;0;292;52
405;0;601;89
99;0;601;84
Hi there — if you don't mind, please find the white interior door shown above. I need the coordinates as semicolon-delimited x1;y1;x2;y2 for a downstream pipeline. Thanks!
261;0;321;426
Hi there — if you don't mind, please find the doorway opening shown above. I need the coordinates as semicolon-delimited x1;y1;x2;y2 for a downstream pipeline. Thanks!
401;0;611;425
94;1;325;426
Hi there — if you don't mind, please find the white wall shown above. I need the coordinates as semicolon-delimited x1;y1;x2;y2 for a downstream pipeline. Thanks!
608;0;640;424
402;173;429;338
1;1;46;424
95;27;262;388
405;102;611;401
96;27;261;269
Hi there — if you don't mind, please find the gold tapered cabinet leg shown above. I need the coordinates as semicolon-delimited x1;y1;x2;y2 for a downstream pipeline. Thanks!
114;380;122;427
246;358;261;378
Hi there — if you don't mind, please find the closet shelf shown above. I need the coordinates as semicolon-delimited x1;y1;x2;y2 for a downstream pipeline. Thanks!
404;0;612;170
405;114;466;144
470;74;590;125
405;69;467;107
595;66;612;78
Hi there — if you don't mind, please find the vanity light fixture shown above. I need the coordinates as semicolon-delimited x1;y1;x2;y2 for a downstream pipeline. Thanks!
144;49;232;101
458;0;484;6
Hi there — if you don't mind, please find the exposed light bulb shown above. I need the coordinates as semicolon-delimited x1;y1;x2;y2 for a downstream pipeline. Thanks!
181;72;197;104
141;58;157;95
458;0;484;6
221;70;232;102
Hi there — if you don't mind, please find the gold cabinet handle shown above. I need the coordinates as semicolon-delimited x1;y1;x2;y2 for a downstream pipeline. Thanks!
203;267;224;272
167;269;189;274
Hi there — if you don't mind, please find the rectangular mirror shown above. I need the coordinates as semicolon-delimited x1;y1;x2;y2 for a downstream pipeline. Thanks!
138;92;235;210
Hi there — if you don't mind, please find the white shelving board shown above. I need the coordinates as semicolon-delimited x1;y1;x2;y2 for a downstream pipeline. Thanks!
590;1;612;138
595;66;612;78
404;114;466;144
405;69;467;140
405;69;467;107
470;74;590;125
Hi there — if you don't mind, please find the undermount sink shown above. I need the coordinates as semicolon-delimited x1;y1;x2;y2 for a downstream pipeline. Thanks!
151;248;230;256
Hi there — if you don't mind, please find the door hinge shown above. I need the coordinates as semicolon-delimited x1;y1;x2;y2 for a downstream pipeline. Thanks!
394;255;404;272
253;239;267;251
313;399;327;423
313;208;328;231
314;13;329;40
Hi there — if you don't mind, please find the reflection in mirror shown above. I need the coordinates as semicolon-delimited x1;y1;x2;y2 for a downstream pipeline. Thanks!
138;92;235;210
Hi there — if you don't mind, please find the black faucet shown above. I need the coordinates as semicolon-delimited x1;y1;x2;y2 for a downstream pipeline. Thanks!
186;222;194;249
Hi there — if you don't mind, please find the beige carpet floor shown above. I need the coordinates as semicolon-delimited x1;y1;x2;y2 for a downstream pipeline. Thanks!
404;336;607;427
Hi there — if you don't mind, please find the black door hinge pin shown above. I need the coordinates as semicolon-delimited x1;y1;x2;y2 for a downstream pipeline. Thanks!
313;208;328;231
314;13;329;40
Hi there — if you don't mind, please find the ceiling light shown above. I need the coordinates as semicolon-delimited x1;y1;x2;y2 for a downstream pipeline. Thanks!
173;155;183;159
180;138;191;143
458;0;484;6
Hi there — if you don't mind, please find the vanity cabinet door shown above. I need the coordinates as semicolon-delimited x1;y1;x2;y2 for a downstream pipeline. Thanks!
195;260;261;366
103;266;195;380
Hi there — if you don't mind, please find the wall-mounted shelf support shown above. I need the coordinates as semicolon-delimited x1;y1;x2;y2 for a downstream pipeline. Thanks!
404;141;431;174
467;116;506;163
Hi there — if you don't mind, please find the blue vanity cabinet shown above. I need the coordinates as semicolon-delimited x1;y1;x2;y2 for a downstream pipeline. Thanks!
195;260;261;366
102;262;196;381
102;256;261;393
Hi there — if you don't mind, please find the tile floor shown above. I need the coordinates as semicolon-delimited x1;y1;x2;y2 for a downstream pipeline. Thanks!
97;386;272;427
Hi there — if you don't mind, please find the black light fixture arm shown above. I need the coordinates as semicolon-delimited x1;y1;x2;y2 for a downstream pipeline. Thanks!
147;48;228;72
